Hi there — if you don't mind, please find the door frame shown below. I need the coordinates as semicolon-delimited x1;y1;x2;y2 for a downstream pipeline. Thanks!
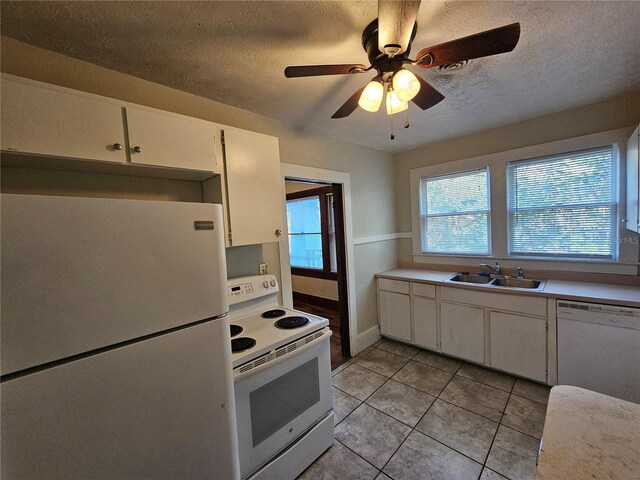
279;163;357;356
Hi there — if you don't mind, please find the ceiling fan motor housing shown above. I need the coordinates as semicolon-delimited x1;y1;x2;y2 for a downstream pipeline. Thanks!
362;19;418;70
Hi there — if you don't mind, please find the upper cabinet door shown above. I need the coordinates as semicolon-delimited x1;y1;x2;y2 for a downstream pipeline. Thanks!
125;107;216;172
1;79;127;163
626;124;639;233
223;128;283;246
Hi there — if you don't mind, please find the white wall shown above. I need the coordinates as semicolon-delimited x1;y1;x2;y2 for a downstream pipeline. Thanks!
1;36;397;335
394;92;640;277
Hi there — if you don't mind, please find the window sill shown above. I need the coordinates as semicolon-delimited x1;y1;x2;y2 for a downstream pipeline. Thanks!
290;267;338;281
411;253;639;276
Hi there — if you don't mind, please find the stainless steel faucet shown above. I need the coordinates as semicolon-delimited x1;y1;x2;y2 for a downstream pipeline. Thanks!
516;267;525;279
480;262;502;275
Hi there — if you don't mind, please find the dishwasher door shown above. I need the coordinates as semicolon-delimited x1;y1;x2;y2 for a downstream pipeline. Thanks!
557;300;640;403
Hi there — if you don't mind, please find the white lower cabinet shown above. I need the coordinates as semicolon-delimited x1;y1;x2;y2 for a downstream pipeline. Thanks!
440;302;485;363
376;278;551;383
413;296;437;350
490;311;547;382
378;289;411;342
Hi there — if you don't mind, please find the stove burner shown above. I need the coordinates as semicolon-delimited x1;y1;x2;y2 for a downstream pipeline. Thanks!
275;316;310;329
230;325;243;338
261;309;287;319
232;337;256;353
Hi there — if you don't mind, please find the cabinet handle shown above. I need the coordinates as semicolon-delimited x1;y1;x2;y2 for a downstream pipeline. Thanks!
275;229;282;237
113;143;123;151
133;146;142;153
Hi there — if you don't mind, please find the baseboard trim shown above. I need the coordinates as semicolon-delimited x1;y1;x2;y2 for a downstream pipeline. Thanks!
292;292;339;310
354;324;381;355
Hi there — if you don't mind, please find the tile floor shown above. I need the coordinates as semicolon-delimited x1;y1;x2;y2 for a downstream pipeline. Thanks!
298;339;551;480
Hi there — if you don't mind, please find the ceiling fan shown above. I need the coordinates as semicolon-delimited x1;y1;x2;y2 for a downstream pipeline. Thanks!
284;0;520;120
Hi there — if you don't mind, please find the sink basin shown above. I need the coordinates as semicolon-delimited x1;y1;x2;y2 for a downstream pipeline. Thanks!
449;274;493;284
491;278;544;289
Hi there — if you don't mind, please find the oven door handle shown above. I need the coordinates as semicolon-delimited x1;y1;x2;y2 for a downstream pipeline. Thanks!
233;329;332;381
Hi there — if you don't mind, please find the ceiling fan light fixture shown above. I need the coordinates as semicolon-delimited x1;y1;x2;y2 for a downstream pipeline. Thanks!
392;69;421;102
386;86;408;115
358;78;384;112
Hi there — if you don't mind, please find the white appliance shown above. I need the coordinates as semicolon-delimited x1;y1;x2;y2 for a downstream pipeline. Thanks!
1;193;240;480
557;300;640;404
228;275;334;480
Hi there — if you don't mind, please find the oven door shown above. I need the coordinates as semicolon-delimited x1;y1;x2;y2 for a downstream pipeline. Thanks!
234;330;332;479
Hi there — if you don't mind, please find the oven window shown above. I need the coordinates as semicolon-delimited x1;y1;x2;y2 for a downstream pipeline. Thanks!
249;358;320;447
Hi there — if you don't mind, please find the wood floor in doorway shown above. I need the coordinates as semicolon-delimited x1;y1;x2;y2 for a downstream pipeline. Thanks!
293;299;350;370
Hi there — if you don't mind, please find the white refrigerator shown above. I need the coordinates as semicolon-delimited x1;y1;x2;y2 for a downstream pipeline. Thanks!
1;194;240;480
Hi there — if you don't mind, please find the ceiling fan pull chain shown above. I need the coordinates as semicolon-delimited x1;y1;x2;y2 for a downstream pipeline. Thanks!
404;109;410;129
390;113;395;140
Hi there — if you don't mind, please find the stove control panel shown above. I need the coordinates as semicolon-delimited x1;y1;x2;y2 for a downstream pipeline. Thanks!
227;274;279;305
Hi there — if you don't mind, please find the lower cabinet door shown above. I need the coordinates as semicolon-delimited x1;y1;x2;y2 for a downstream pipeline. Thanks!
441;302;485;363
378;290;411;342
490;311;547;382
413;296;437;350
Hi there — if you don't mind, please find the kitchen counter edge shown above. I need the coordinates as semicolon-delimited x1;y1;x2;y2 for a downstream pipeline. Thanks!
375;268;640;308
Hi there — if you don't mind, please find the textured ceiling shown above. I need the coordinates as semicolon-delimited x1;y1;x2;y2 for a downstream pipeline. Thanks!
2;1;639;153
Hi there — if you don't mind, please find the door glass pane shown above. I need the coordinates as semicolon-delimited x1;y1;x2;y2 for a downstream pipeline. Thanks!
249;358;319;447
286;197;323;269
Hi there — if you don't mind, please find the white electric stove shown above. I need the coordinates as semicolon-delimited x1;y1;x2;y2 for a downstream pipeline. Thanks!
227;275;334;480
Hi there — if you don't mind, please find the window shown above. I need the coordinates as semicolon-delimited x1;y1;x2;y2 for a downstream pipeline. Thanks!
419;169;490;255
286;186;337;279
507;146;616;259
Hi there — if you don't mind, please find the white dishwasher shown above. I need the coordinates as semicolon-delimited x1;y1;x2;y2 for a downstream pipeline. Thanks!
557;300;640;404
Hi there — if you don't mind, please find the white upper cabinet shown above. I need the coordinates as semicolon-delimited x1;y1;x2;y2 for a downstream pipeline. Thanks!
222;128;283;246
125;107;215;172
1;78;127;163
1;75;216;174
626;123;639;233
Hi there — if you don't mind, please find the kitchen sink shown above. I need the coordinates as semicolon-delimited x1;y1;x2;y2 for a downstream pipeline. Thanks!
448;274;546;290
491;278;544;289
449;273;493;284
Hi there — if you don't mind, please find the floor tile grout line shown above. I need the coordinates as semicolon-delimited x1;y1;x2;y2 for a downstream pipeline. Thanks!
335;355;544;430
333;438;382;475
480;376;518;478
333;341;548;479
375;359;466;475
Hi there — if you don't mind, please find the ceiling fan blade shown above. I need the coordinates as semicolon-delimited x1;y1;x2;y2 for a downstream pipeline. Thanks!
416;23;521;68
378;0;421;56
331;84;367;119
284;64;367;78
411;76;445;110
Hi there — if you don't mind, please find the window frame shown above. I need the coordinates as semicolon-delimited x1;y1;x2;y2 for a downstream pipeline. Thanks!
286;186;337;281
506;146;618;260
419;167;491;256
408;128;637;275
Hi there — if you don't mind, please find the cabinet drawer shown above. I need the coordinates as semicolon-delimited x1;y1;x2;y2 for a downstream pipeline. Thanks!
378;278;409;294
411;282;436;298
441;286;547;317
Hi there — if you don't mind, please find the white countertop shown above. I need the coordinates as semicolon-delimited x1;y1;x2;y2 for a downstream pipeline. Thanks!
536;386;640;480
375;268;640;307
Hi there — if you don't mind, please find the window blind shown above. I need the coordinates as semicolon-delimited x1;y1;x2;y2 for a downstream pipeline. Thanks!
420;169;490;254
507;146;616;259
